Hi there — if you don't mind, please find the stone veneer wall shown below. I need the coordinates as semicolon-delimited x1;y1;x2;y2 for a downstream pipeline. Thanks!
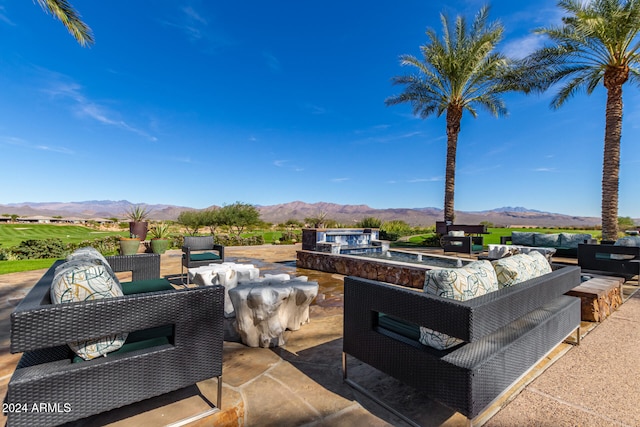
296;250;429;289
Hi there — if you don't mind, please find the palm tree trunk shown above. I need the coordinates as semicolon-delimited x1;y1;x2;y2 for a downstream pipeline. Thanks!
444;105;462;223
601;71;626;241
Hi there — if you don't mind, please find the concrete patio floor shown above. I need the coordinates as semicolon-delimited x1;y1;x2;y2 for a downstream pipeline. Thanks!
1;244;639;426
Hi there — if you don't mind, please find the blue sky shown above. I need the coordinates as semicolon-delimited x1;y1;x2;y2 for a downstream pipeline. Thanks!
1;0;639;218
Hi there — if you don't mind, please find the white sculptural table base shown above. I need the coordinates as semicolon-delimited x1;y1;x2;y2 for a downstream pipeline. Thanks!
228;279;319;348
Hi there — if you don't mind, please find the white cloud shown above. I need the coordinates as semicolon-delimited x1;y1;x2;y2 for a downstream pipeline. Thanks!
0;6;15;26
331;177;349;182
533;167;555;172
502;34;546;59
263;51;281;72
42;73;157;141
408;177;442;183
0;135;73;154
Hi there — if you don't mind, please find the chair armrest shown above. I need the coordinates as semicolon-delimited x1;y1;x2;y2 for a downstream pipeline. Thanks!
213;244;224;259
500;235;512;244
106;253;160;281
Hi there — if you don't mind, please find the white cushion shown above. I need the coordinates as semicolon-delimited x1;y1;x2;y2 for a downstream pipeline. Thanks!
491;252;551;288
419;260;499;350
51;260;127;360
448;230;465;237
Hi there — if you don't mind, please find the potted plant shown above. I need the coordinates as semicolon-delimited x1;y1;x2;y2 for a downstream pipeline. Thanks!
125;205;151;241
119;233;141;255
149;222;170;254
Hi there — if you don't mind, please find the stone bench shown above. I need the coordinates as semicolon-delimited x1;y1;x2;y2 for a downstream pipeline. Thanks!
228;276;319;348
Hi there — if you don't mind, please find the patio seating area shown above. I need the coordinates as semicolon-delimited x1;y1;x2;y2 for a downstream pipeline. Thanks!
1;244;640;426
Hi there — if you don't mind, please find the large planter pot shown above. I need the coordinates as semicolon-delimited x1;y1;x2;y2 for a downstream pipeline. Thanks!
129;221;148;241
120;238;141;255
150;238;169;254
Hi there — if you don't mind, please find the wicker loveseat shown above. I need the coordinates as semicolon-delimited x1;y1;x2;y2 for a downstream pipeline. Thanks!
343;260;581;422
500;231;592;258
5;253;224;427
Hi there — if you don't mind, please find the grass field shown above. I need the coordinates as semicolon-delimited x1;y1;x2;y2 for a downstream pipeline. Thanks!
0;223;127;248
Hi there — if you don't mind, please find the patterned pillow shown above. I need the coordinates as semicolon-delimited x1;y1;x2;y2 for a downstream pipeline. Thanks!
51;261;127;360
511;231;535;246
420;260;498;350
65;247;120;289
559;233;592;249
534;233;560;247
527;250;553;276
614;236;640;247
492;252;550;288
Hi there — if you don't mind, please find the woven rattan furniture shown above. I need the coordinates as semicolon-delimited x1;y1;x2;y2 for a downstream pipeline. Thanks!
182;235;225;284
578;243;640;279
442;235;484;254
343;264;581;424
6;254;225;427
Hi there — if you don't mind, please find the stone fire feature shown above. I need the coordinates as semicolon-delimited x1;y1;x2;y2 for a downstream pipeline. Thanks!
296;250;431;289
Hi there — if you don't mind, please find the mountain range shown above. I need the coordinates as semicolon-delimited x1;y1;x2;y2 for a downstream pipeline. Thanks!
0;200;606;228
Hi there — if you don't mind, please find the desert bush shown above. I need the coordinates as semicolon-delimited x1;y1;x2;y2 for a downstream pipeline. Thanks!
11;239;67;260
380;220;411;241
421;235;441;247
214;234;265;246
356;217;382;228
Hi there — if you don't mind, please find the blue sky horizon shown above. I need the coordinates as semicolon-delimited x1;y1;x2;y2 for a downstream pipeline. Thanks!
2;1;639;218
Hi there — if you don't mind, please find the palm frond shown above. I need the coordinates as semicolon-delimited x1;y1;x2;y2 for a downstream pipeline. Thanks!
37;0;94;46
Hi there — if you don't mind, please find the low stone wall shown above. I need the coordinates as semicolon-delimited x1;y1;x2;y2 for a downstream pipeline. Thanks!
296;250;430;289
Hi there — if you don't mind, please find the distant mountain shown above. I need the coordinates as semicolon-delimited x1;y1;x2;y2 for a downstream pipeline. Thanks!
2;200;193;221
0;200;606;227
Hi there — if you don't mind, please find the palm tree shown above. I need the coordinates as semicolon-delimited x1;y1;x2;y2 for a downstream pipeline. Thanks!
36;0;94;46
385;6;520;224
524;0;640;241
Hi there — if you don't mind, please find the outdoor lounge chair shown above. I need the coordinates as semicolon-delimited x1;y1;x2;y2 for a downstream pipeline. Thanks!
578;243;640;279
442;235;484;254
182;235;225;284
6;254;225;426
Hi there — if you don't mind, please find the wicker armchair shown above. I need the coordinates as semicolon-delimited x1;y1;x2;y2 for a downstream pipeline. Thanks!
182;235;225;284
6;254;225;426
442;235;484;254
578;243;640;279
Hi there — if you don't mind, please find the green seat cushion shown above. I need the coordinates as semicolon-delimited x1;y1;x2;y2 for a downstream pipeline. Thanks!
120;278;174;295
73;325;174;363
472;245;484;252
378;313;420;341
190;252;221;262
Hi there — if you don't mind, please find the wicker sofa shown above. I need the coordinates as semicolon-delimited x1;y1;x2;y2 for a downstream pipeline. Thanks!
6;253;224;427
343;262;581;422
500;231;592;258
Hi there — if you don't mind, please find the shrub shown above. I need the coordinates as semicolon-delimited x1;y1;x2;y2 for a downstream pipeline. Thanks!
421;235;441;247
11;239;67;260
278;231;300;244
356;217;382;228
214;234;265;246
380;220;411;241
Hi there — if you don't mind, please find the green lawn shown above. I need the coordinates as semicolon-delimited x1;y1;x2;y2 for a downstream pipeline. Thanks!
0;223;127;248
0;258;60;275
